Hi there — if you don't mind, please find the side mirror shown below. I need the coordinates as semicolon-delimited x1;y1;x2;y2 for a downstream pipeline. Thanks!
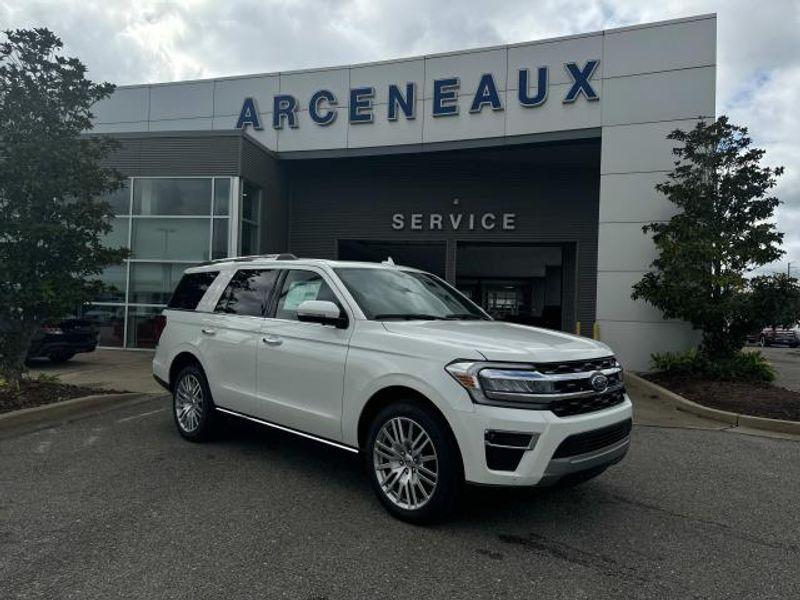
296;300;348;328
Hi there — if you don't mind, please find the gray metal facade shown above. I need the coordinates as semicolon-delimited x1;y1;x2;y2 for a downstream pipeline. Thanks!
103;131;600;335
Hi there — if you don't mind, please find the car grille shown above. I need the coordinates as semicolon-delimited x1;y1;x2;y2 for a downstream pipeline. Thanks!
535;356;618;375
552;418;632;459
550;390;626;417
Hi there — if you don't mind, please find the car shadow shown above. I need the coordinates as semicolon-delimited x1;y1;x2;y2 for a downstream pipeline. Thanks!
208;413;618;529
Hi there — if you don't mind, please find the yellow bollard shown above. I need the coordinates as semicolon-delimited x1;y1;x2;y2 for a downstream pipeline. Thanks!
592;321;599;340
575;321;581;336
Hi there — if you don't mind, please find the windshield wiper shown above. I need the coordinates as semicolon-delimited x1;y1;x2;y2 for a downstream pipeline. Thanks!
373;313;446;321
444;313;490;320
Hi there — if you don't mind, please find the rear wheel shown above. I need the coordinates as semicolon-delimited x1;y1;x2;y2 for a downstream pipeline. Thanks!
172;365;217;442
366;401;460;524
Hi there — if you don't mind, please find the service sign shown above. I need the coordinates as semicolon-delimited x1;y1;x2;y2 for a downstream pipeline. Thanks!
235;60;600;131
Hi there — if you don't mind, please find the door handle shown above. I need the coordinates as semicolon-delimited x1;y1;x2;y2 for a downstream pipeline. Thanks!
261;335;283;346
201;327;216;336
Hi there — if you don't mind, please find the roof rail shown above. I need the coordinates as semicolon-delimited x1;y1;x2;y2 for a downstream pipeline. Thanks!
196;253;298;267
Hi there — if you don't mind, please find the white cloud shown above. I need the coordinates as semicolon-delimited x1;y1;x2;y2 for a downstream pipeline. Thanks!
1;0;797;271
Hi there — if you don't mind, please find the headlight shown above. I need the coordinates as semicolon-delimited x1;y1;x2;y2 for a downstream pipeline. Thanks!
445;361;558;407
478;369;558;394
445;358;623;409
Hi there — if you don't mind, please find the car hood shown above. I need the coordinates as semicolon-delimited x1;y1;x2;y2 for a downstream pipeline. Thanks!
381;320;614;364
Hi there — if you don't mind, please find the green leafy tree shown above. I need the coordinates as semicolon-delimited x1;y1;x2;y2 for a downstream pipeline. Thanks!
0;28;127;387
749;273;800;329
632;116;784;358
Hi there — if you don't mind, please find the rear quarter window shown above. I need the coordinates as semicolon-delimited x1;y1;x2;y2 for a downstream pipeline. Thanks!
167;271;220;310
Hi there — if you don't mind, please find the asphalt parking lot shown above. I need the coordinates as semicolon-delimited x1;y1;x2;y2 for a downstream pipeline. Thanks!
758;346;800;392
2;396;799;600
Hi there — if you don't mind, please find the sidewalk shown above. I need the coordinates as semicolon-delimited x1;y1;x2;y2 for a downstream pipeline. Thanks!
28;349;163;394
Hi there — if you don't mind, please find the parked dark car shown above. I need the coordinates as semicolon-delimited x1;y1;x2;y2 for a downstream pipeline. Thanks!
752;325;800;348
26;318;99;363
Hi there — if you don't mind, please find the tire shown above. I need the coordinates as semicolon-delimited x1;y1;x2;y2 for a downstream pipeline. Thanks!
553;465;608;489
365;401;461;524
172;364;217;442
48;350;75;364
759;336;769;347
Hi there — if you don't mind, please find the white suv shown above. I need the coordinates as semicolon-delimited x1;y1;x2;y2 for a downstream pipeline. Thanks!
152;255;632;523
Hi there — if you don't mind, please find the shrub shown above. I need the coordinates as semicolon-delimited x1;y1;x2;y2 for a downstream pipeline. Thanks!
651;349;775;383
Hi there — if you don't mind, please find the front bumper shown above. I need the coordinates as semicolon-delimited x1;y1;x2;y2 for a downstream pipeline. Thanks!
452;395;633;486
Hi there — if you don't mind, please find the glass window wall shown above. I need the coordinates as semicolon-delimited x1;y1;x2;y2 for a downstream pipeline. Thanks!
89;176;237;348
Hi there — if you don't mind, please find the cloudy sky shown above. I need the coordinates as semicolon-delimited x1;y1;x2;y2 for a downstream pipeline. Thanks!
2;0;798;274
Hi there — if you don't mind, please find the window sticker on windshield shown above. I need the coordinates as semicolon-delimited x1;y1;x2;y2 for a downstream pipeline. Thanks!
283;280;322;310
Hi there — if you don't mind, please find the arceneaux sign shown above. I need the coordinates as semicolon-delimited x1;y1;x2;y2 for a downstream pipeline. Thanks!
235;60;599;131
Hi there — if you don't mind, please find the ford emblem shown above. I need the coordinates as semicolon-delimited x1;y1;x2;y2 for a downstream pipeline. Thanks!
590;372;609;393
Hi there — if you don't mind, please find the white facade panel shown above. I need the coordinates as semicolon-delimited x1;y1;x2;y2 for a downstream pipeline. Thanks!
596;271;675;323
347;100;424;148
149;81;214;121
604;17;716;77
148;117;214;132
597;320;701;371
597;222;657;273
214;75;280;117
600;119;700;175
350;59;425;105
91;120;149;133
423;48;507;98
422;96;506;143
276;108;349;152
279;68;350;108
599;172;678;223
507;34;603;88
92;86;149;124
505;81;602;136
602;67;715;126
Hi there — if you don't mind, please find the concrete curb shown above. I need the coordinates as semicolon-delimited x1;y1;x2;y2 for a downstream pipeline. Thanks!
0;392;156;432
627;373;800;436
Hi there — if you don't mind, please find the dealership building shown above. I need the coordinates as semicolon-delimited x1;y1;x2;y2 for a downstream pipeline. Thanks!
90;14;716;370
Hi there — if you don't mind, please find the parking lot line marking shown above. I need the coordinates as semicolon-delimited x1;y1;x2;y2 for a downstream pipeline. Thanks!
116;408;165;424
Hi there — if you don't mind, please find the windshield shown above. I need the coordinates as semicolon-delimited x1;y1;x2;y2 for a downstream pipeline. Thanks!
334;268;490;321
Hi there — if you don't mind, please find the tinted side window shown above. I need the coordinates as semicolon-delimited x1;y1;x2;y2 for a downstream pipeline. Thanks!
167;272;219;310
274;270;339;321
215;269;278;317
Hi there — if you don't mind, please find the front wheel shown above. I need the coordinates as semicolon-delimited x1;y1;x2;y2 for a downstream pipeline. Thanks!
173;365;217;442
366;402;460;524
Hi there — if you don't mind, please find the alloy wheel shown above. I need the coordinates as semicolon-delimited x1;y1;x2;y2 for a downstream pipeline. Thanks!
372;416;439;510
175;374;204;433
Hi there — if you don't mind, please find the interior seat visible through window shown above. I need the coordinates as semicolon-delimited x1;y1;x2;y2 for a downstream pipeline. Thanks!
274;270;340;321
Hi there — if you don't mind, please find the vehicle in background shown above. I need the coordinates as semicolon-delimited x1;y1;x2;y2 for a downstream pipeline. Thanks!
26;318;99;363
756;325;800;348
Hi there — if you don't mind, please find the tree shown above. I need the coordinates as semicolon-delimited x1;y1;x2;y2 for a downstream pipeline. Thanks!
632;116;784;358
0;28;127;387
749;273;800;329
